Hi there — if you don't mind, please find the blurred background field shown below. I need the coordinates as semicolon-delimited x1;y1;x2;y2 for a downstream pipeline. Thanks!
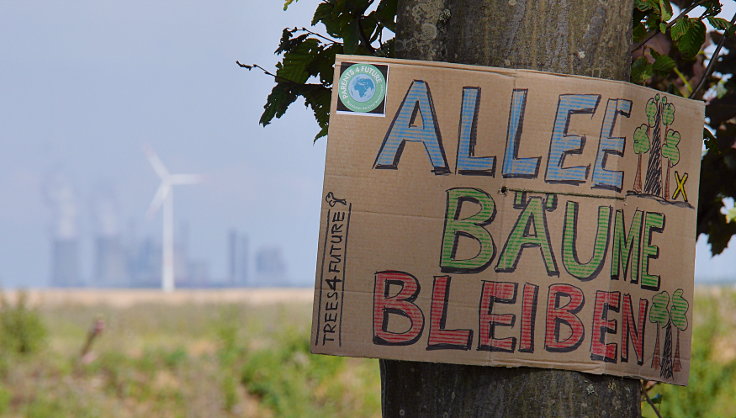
0;287;732;417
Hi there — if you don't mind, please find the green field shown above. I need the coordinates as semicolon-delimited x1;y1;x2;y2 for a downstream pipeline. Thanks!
0;288;733;417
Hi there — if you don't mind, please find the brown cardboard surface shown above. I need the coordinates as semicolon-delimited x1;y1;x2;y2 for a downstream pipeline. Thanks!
311;55;704;385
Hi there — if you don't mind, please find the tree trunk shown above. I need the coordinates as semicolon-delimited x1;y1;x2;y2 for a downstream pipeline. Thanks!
674;329;682;372
634;153;643;193
652;327;661;370
660;323;674;379
644;101;663;196
381;1;641;416
665;162;672;201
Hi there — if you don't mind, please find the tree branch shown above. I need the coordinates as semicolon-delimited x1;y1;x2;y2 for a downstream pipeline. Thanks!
641;381;664;418
357;17;377;53
689;10;736;98
293;27;338;44
235;61;277;78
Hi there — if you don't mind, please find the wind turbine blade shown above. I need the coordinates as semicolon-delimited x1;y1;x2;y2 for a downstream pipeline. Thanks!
170;174;203;185
143;144;170;179
146;184;170;218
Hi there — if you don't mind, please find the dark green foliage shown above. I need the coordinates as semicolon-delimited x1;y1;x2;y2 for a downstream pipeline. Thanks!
700;29;736;254
257;0;396;140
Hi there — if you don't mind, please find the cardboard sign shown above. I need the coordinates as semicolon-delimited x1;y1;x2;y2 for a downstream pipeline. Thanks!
311;55;704;385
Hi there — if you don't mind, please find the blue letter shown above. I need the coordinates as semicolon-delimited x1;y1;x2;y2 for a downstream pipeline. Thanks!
545;94;601;184
502;89;540;178
374;80;449;174
592;99;632;192
456;87;495;176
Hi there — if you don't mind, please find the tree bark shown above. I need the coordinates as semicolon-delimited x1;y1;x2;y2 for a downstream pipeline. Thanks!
381;1;640;416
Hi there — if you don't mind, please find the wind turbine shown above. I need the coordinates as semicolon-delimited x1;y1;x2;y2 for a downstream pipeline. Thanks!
144;145;202;292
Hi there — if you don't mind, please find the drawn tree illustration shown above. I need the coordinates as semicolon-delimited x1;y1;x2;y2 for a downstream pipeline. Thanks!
648;291;670;373
632;98;655;193
643;95;664;196
661;99;681;201
670;289;689;372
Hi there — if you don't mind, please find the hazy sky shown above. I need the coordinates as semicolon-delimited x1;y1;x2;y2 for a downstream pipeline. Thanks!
0;1;733;287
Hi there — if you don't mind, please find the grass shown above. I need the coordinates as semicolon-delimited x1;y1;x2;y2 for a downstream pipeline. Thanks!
2;297;380;417
0;288;733;417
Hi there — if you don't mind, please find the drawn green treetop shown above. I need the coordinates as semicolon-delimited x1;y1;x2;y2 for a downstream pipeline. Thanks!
648;289;689;380
649;290;670;328
670;288;688;331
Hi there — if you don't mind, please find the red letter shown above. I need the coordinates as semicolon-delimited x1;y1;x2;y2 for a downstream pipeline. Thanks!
373;271;425;345
590;290;620;363
478;281;517;352
544;284;585;352
621;294;648;365
427;276;473;350
519;283;539;353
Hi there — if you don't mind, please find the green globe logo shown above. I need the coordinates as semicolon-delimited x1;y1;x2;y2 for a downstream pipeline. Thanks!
338;63;386;113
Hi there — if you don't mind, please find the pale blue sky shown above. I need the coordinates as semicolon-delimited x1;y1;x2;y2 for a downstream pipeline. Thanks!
0;1;732;287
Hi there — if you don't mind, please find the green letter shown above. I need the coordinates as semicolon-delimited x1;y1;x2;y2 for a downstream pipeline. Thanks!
562;201;611;280
610;209;643;283
496;193;559;276
641;212;665;290
440;188;496;273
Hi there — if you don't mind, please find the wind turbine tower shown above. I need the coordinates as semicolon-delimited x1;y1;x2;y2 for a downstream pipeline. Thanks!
145;145;202;292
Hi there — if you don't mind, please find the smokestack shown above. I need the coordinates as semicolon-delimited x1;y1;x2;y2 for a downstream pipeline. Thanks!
43;171;81;287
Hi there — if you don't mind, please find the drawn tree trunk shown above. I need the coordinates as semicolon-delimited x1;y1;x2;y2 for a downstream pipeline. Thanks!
651;328;661;370
634;153;644;193
665;162;672;200
643;101;663;196
673;329;682;372
381;1;641;416
660;322;674;379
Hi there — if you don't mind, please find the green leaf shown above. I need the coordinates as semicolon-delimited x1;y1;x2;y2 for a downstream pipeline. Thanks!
658;0;672;22
653;53;676;74
631;56;654;84
707;16;732;31
312;2;334;27
674;18;706;59
260;83;298;127
283;0;298;11
669;17;692;41
634;0;657;12
659;22;667;34
633;22;648;43
276;38;320;84
375;0;397;33
301;85;331;140
342;18;360;53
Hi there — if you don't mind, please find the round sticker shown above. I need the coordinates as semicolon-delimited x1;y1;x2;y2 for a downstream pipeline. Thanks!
338;63;386;113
